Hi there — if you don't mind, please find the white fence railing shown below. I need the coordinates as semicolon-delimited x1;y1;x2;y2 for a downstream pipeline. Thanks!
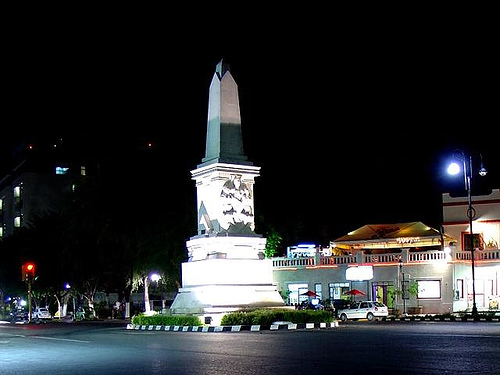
454;249;500;261
408;250;447;262
364;253;401;263
272;248;500;269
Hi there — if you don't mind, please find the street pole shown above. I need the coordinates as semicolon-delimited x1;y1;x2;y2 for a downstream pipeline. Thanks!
451;151;481;316
399;260;407;316
27;277;32;324
466;155;478;316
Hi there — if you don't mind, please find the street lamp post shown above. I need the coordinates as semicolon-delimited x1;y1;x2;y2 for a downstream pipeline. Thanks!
447;151;487;316
398;259;407;316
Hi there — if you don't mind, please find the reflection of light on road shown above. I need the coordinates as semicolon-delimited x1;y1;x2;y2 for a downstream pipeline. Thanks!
30;336;90;344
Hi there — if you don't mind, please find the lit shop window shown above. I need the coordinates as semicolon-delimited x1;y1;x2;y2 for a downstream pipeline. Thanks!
55;166;69;175
329;282;350;300
14;216;22;228
417;280;441;299
314;283;322;300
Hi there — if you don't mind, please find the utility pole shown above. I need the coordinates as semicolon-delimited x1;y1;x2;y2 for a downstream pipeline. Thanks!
22;262;35;323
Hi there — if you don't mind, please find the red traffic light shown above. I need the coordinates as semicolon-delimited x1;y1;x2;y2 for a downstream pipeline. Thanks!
22;262;36;281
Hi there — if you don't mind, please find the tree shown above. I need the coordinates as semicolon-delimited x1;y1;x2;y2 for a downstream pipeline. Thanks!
51;285;72;318
264;228;283;258
128;216;188;313
77;277;99;310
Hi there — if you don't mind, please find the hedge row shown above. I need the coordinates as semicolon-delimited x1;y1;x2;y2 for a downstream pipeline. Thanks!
131;313;202;326
220;309;333;326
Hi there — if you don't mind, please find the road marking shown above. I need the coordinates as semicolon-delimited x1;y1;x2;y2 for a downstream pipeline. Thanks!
0;333;25;338
30;336;90;344
412;333;499;339
1;332;90;343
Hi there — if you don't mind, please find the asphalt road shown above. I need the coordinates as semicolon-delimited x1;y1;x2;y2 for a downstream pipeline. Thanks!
1;321;499;374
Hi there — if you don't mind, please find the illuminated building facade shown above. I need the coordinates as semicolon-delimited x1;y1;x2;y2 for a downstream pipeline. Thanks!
273;194;500;314
442;189;500;312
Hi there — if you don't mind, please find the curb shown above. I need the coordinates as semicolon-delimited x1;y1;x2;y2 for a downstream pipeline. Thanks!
126;321;339;332
382;316;500;323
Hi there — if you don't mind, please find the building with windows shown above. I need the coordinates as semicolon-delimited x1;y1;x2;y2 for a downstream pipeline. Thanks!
272;190;500;314
442;189;500;312
0;147;90;238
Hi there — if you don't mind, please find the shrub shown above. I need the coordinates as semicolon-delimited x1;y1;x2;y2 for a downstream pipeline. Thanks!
220;309;333;326
131;313;202;326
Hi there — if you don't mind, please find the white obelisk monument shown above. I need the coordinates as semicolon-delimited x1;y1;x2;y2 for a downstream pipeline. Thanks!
170;61;283;321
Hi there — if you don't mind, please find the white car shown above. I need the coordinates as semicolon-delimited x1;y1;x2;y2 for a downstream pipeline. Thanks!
337;301;388;322
32;307;52;321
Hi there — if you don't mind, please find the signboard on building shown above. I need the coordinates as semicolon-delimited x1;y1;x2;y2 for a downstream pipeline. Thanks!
346;266;374;281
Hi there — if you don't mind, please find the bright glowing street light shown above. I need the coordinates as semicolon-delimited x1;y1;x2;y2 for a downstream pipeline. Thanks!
447;162;460;175
150;273;161;283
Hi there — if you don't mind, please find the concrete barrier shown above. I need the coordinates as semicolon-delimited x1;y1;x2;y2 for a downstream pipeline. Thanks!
126;321;340;332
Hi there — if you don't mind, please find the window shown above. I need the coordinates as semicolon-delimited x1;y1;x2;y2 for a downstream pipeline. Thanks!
13;186;21;198
14;216;21;228
462;233;484;251
487;280;494;296
0;198;3;211
329;282;350;300
55;166;69;175
417;280;441;299
287;283;308;305
314;283;322;300
456;279;464;299
80;166;86;176
0;227;3;237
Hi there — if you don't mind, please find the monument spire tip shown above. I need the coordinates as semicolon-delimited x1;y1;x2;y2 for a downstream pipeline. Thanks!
216;59;230;79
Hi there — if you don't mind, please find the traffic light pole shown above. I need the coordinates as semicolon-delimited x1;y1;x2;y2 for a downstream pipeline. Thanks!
27;277;32;324
22;262;35;324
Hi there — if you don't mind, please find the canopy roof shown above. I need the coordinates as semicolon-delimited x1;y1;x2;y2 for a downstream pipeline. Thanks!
333;222;454;250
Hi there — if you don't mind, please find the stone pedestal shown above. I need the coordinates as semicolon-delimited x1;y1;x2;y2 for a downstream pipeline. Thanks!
171;236;284;316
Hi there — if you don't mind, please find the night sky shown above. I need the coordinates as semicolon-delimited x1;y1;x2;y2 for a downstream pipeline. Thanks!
3;6;498;246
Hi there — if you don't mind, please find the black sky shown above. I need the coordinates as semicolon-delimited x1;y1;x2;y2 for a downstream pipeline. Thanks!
2;5;498;246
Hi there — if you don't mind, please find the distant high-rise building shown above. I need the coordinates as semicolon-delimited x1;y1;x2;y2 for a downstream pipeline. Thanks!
0;142;91;238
